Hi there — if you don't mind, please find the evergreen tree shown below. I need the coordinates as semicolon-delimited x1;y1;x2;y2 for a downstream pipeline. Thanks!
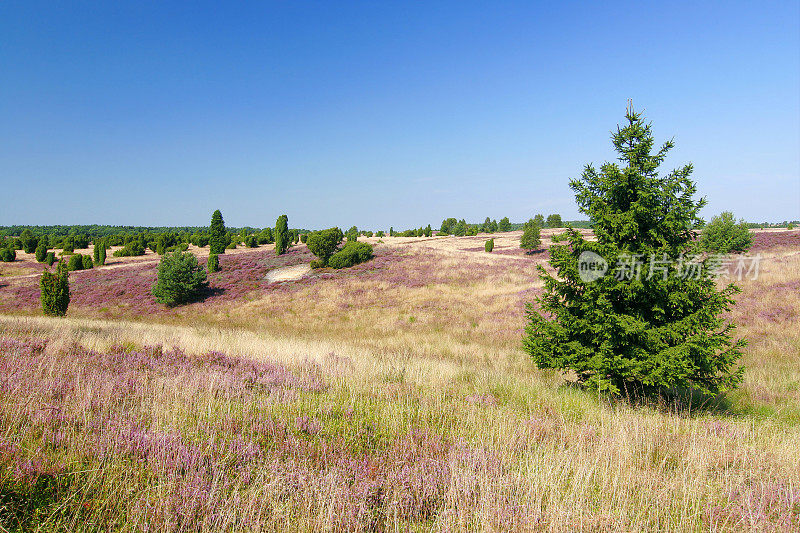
346;226;359;242
20;229;38;254
520;220;541;252
40;260;70;317
93;240;101;264
498;217;512;232
546;214;563;228
209;210;228;255
523;106;744;397
98;239;106;265
35;242;48;263
275;214;290;255
533;214;545;227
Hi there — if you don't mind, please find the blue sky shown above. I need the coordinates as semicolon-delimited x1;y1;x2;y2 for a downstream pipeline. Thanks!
1;1;798;229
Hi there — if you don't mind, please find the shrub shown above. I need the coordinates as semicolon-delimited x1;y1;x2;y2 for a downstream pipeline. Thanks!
300;233;308;243
61;236;74;254
98;241;106;266
699;211;753;254
328;241;374;269
93;240;101;264
346;226;358;242
275;215;290;255
788;223;796;230
0;248;15;262
245;235;258;248
40;260;70;317
67;254;84;271
209;210;228;255
225;241;237;250
376;231;385;238
35;243;48;263
45;252;56;266
151;251;208;306
498;217;512;232
520;220;541;252
112;241;146;257
524;106;744;398
485;238;494;252
306;228;343;266
82;254;94;269
20;229;38;254
546;214;563;228
310;259;326;269
207;253;220;273
533;214;545;227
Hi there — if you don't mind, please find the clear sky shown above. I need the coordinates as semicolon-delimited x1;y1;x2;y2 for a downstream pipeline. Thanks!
1;1;798;229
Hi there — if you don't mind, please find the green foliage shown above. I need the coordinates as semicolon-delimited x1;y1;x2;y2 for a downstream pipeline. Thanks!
207;253;220;273
258;227;274;244
699;212;753;254
245;235;258;248
300;233;308;243
498;217;512;232
93;240;101;264
20;229;38;254
485;238;494;252
376;231;385;238
546;214;563;228
424;225;432;237
520;220;541;252
306;227;343;266
310;259;326;269
61;236;74;254
151;251;208;307
523;106;744;398
346;226;359;242
81;254;94;269
788;223;796;230
328;241;374;269
112;241;145;257
389;227;394;237
0;248;16;262
275;215;290;255
533;214;545;227
45;251;56;266
98;239;106;266
40;260;70;317
35;242;48;263
209;210;228;255
67;254;84;271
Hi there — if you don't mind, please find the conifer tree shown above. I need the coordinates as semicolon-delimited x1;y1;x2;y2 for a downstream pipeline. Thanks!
98;239;106;266
40;260;70;317
524;106;744;397
209;210;227;255
275;214;290;255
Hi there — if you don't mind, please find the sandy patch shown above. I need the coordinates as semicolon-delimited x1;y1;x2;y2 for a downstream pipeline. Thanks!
266;263;311;283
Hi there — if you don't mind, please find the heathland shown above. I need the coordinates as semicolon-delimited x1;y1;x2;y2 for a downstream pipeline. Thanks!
0;228;799;531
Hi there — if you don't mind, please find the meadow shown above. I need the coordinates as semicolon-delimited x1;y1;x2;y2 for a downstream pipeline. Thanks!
0;229;799;531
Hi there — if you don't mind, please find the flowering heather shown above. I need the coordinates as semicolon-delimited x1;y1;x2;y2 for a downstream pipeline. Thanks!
749;229;800;252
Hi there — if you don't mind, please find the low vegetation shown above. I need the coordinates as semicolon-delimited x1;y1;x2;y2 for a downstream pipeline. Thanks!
151;251;208;306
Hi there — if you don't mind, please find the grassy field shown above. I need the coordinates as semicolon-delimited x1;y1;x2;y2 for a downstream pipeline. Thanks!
0;230;799;531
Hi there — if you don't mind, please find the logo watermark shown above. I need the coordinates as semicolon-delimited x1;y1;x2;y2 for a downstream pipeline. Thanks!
577;252;761;283
578;251;608;282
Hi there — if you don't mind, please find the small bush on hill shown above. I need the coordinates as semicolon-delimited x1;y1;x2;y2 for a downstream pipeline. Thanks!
207;253;220;273
113;241;146;257
45;252;56;266
151;251;208;307
300;233;308;243
306;227;343;266
245;235;258;248
20;229;38;254
520;220;542;252
699;211;753;254
67;254;84;271
40;260;69;316
485;239;494;252
82;254;94;269
346;226;359;242
35;243;48;263
0;248;16;262
328;241;374;269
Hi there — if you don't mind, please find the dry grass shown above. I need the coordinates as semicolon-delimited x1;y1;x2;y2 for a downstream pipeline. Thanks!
0;230;799;531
